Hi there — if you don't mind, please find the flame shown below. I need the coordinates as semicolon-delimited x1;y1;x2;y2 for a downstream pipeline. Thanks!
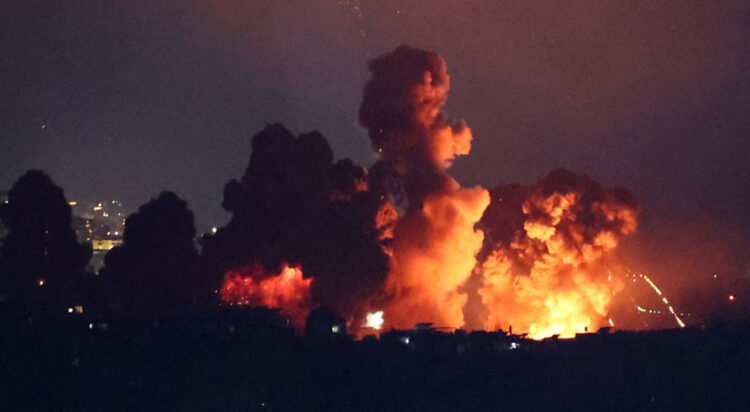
477;172;638;339
383;184;489;329
220;264;312;330
480;251;614;339
375;201;398;243
359;46;490;331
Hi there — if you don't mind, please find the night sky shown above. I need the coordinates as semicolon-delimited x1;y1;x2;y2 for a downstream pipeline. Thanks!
2;1;748;243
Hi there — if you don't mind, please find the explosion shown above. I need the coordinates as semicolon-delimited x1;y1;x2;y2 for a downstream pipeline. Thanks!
201;124;389;330
220;264;312;329
206;46;642;339
475;169;639;338
360;46;489;330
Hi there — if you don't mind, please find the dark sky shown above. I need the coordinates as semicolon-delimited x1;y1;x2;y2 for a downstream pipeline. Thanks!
2;1;748;240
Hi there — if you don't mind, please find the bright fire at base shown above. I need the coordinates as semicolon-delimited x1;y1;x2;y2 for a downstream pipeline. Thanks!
365;311;384;330
476;170;639;340
220;264;312;330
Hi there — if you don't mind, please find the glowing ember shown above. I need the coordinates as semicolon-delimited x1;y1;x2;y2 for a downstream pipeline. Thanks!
642;275;663;295
629;273;686;328
220;264;312;330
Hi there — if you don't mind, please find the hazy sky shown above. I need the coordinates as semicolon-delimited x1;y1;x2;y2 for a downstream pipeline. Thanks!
2;0;748;239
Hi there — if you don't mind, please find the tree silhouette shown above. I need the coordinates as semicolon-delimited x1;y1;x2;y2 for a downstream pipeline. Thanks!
100;191;200;316
0;170;91;312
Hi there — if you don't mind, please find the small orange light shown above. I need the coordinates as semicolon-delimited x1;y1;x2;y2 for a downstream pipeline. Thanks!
729;294;735;302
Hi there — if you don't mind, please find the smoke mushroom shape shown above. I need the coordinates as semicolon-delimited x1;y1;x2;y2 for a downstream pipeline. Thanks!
359;46;490;329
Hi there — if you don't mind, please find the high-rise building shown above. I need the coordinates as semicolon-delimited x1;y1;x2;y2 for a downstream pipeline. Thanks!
69;199;129;273
71;200;126;241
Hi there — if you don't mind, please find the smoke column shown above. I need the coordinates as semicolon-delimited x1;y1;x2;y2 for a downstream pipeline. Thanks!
359;46;490;329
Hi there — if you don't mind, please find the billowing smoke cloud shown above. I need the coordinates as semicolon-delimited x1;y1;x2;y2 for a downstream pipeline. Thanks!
201;124;389;321
205;46;642;337
359;46;490;329
474;169;639;338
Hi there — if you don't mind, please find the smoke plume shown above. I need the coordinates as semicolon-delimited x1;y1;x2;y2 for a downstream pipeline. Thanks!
201;124;389;322
205;46;643;338
359;46;489;329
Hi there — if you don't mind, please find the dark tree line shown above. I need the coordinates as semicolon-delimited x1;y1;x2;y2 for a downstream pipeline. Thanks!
99;191;202;316
0;123;386;323
0;170;201;319
0;170;91;313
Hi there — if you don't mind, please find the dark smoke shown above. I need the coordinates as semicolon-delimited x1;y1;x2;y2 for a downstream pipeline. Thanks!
359;45;471;208
201;124;389;318
477;168;640;265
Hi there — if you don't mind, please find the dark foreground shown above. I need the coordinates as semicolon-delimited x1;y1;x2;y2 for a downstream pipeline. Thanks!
2;307;749;411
